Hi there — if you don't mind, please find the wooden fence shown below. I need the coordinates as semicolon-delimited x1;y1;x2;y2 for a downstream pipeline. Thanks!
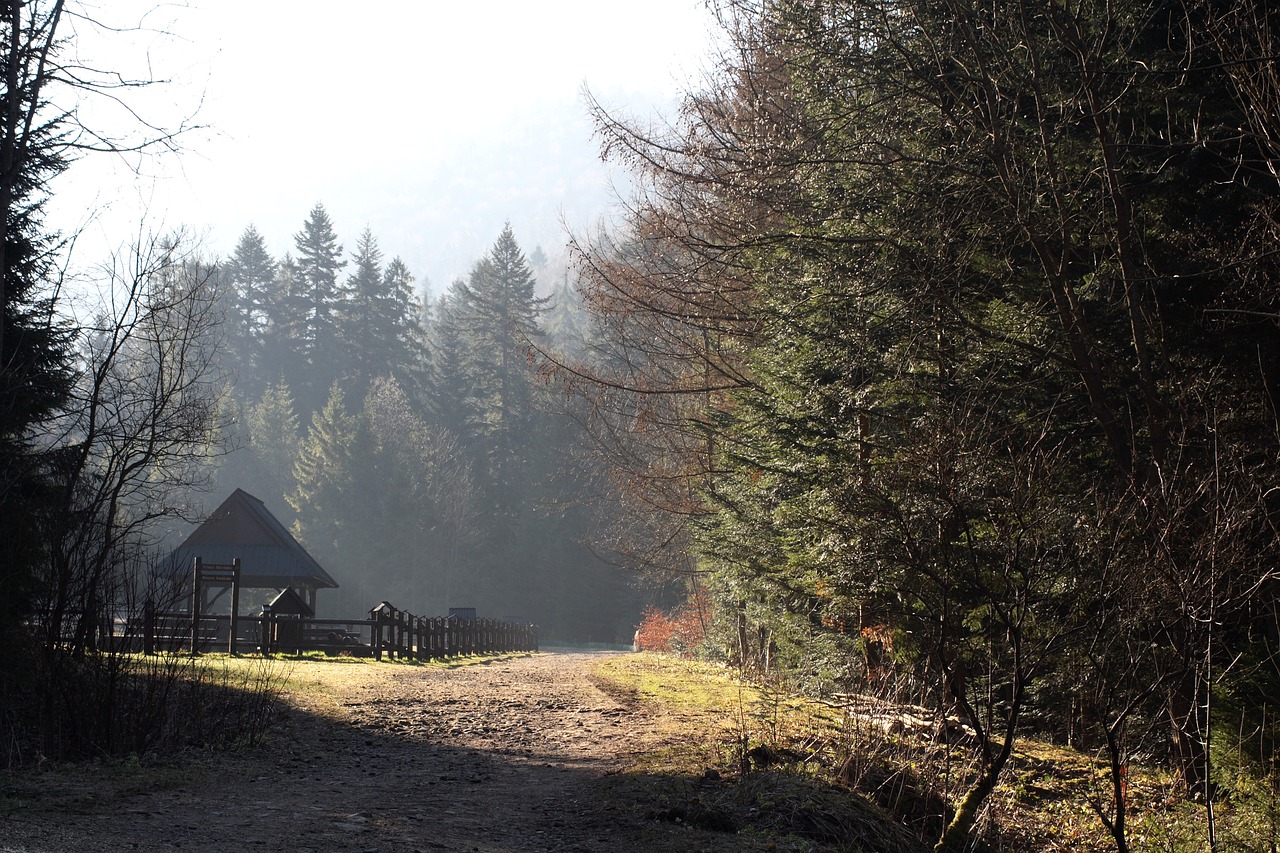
119;602;537;660
368;602;539;661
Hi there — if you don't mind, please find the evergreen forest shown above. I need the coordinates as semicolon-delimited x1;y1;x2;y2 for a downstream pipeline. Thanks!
5;1;1280;849
564;0;1280;849
208;210;646;639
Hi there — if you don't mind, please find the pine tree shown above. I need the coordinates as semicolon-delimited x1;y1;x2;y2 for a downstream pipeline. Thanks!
337;227;384;400
0;12;76;640
347;378;477;613
542;272;588;361
423;287;481;447
290;203;345;413
289;383;357;599
450;224;545;511
380;256;426;397
220;225;276;397
263;253;306;398
244;381;301;517
337;229;425;401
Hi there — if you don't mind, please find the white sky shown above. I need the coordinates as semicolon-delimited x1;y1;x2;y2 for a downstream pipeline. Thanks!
49;0;720;291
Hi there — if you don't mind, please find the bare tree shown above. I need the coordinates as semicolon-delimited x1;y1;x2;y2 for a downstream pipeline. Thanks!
1;0;199;361
36;231;225;655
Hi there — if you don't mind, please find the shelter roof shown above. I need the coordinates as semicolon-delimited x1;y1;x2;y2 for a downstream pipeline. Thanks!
266;587;315;617
156;489;338;590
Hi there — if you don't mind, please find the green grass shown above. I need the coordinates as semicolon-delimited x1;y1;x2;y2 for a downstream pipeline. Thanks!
596;653;759;712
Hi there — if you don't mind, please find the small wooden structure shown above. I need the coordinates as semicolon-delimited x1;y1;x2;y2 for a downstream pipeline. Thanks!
261;587;313;654
156;489;339;616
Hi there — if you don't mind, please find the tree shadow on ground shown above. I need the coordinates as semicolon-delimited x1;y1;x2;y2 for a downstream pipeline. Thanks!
0;662;927;853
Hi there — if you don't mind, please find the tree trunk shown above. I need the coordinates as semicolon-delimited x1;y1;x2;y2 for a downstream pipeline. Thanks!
1168;667;1212;797
934;746;1011;852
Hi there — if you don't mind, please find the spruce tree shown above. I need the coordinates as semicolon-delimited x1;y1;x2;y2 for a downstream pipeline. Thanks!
380;256;426;397
241;381;302;520
337;227;384;400
290;203;345;414
336;230;425;401
220;225;276;397
263;253;307;400
450;224;545;511
0;21;75;643
423;287;482;447
289;382;357;606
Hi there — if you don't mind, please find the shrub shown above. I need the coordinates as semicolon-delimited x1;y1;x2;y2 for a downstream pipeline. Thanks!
635;587;713;657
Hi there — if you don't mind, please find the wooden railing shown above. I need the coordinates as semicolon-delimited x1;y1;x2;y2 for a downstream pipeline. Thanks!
121;603;538;660
368;602;538;661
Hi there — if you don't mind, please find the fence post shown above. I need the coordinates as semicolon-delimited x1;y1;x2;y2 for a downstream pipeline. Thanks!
191;556;202;654
228;557;241;656
261;607;273;656
372;609;383;662
142;599;155;656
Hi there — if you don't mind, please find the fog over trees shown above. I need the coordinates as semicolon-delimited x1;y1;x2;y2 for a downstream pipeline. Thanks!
7;1;1280;849
213;211;646;638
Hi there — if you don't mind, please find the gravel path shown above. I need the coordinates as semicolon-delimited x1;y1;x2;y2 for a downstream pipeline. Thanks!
0;651;771;853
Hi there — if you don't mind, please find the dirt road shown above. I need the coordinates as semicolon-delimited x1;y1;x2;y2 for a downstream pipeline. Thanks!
0;651;780;853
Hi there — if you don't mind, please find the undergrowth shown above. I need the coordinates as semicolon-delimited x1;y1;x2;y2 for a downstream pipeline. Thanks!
0;649;288;768
595;652;1280;852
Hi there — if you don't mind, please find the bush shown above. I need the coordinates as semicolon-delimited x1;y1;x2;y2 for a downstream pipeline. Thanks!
635;587;713;657
0;643;287;768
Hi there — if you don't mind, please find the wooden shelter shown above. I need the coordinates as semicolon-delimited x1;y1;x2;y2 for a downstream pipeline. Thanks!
156;489;338;613
266;587;315;618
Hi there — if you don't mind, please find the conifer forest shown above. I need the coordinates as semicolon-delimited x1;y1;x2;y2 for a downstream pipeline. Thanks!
210;211;646;638
5;1;1280;850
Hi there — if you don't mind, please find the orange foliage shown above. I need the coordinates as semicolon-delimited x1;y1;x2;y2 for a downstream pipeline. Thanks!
860;623;895;653
634;587;713;656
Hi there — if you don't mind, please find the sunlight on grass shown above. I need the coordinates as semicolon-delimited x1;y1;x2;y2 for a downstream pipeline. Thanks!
591;652;1280;852
596;653;756;712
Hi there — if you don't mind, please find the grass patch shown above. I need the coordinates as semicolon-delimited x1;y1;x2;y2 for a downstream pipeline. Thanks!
594;653;928;852
596;653;756;712
593;652;1279;852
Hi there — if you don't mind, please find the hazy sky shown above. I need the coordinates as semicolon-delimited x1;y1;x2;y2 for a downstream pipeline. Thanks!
49;0;719;291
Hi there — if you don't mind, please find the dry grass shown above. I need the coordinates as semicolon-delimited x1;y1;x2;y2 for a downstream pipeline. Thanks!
592;652;1279;853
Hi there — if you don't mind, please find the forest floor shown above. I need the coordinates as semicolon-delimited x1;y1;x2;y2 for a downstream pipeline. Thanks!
0;649;904;853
